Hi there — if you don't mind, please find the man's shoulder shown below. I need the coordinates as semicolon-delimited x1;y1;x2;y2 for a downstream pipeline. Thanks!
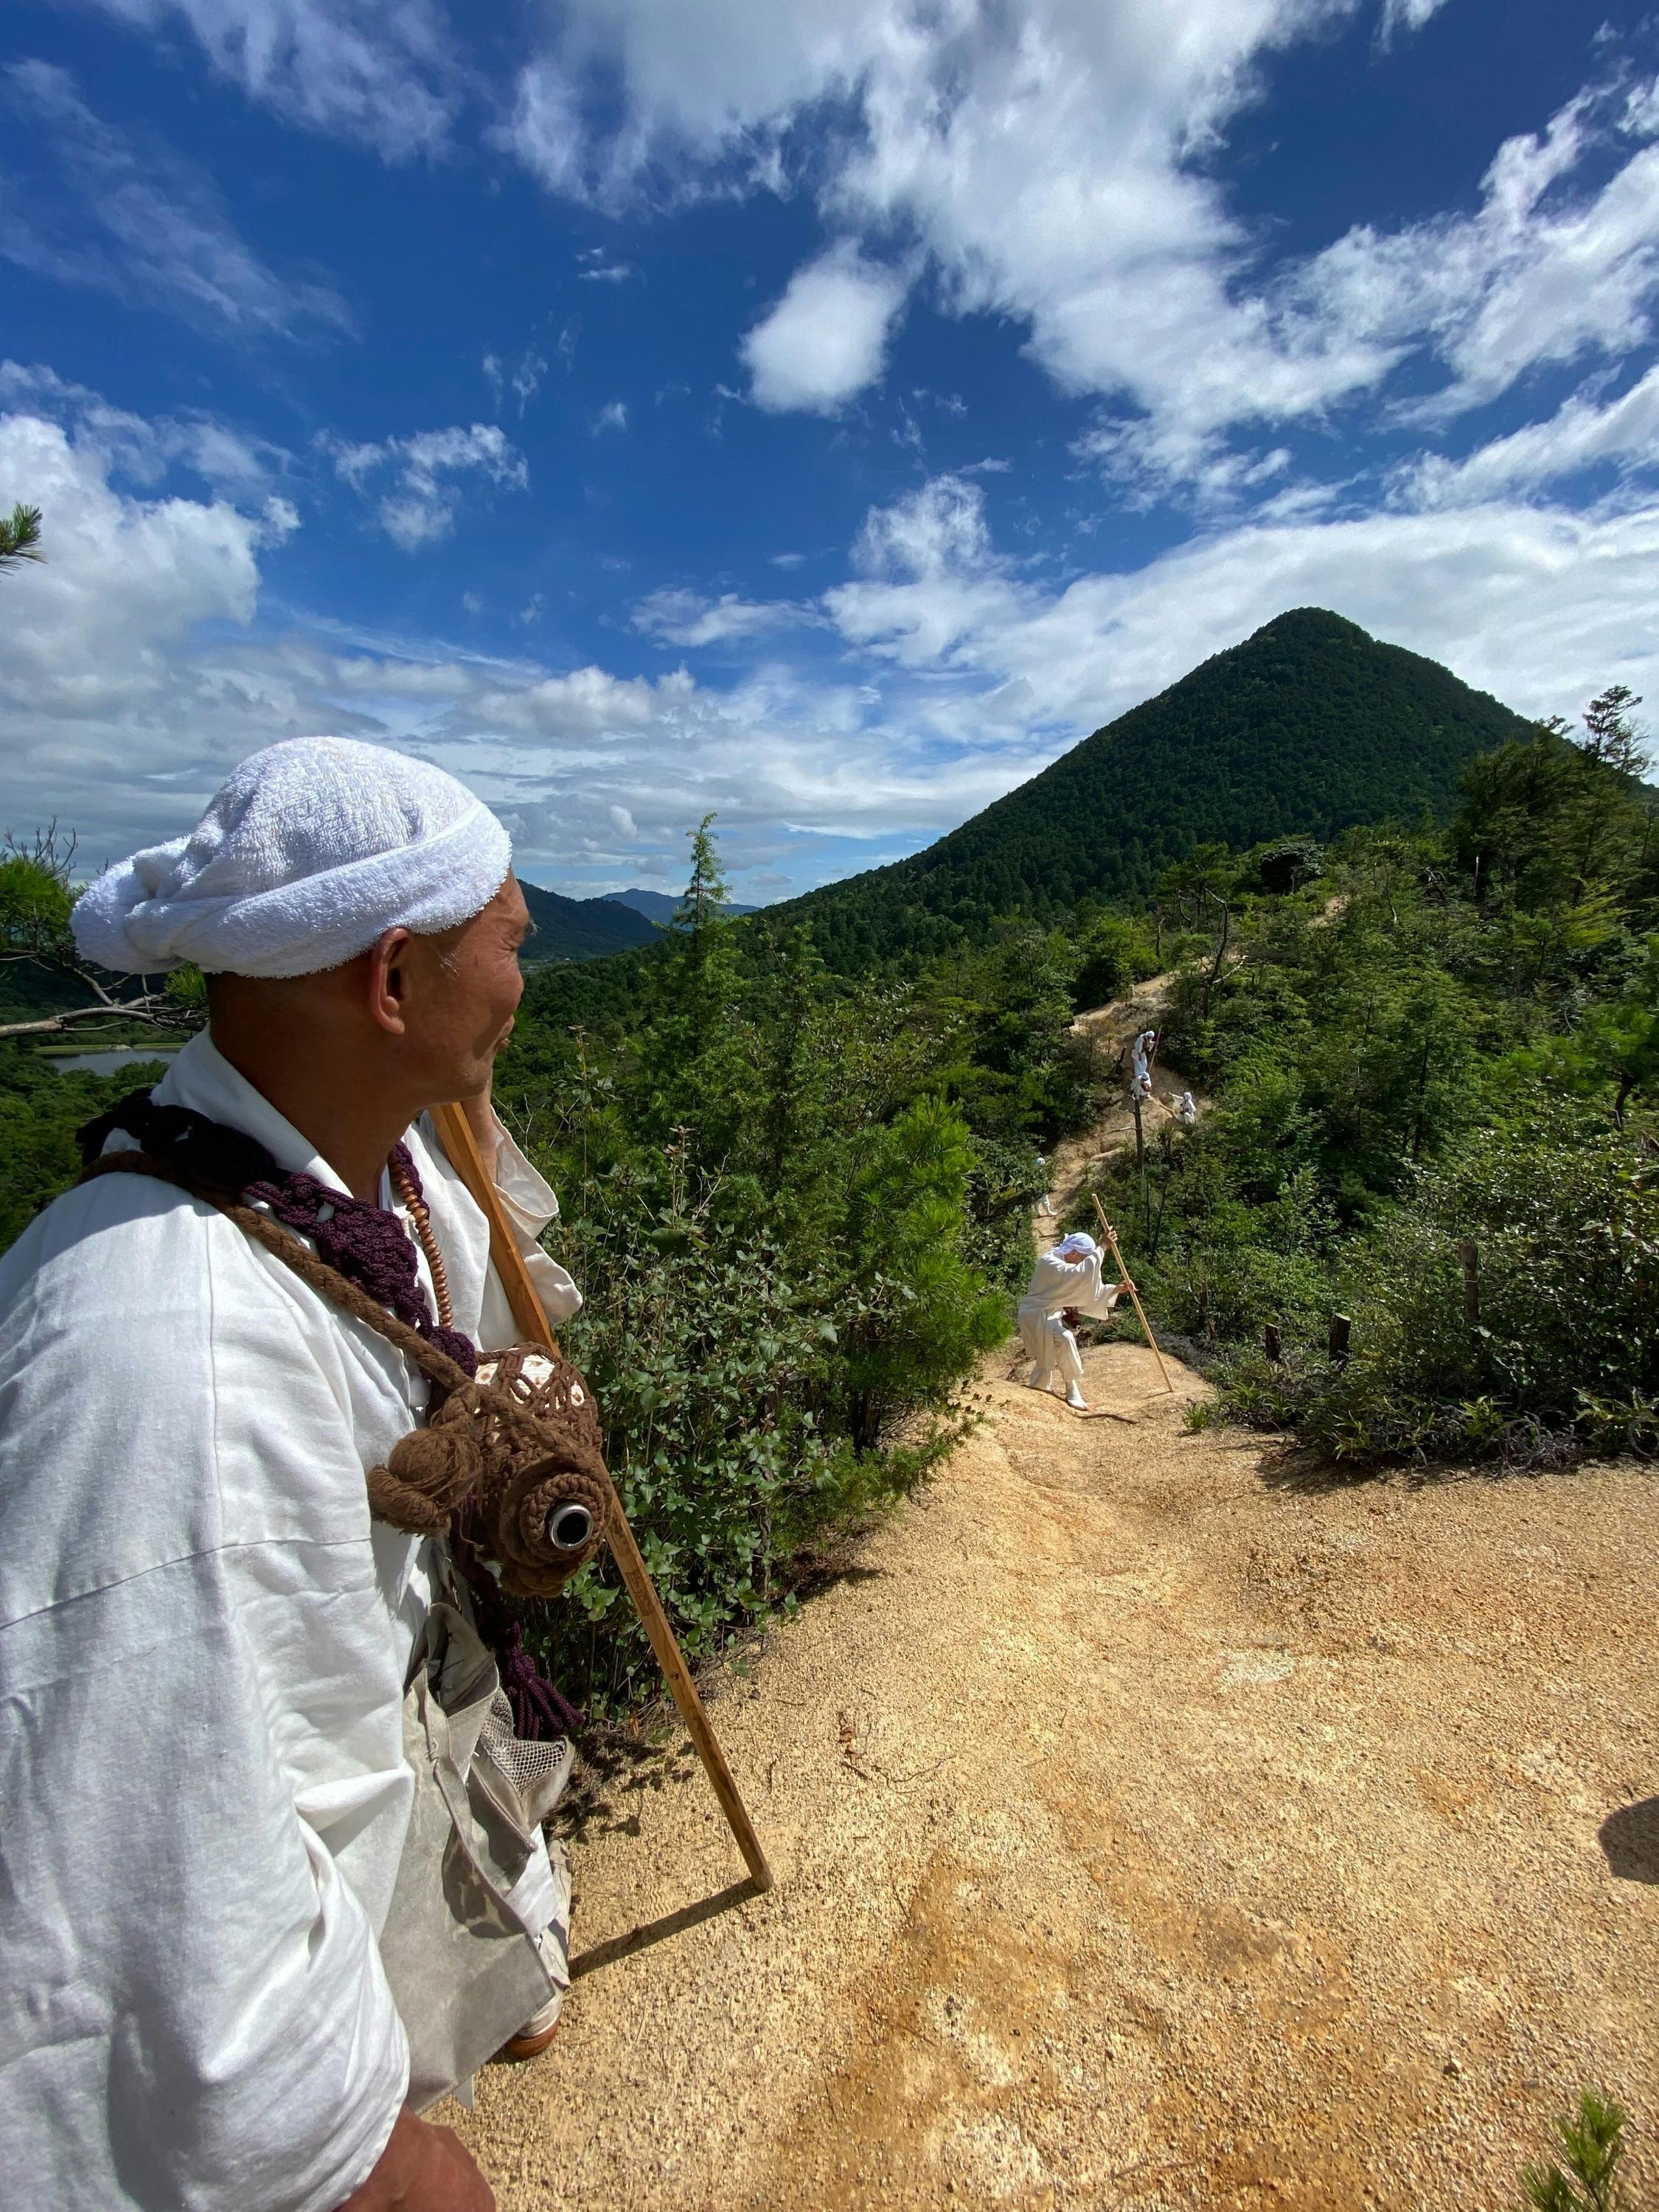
1;1163;231;1313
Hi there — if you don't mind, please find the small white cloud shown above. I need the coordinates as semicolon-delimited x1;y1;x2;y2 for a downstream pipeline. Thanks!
260;495;301;543
1378;0;1453;46
592;398;629;434
608;802;638;838
73;0;460;161
516;593;546;625
853;476;993;581
462;590;484;613
631;586;820;647
577;251;636;284
325;421;529;550
741;243;907;415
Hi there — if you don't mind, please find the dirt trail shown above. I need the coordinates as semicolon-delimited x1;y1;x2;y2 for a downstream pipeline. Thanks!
1038;978;1209;1244
455;1347;1659;2210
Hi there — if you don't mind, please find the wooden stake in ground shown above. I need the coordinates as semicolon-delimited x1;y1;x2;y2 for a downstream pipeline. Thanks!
431;1101;774;1895
1091;1192;1176;1394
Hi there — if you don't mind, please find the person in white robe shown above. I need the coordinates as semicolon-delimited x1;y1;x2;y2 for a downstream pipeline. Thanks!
1017;1232;1121;1410
1035;1155;1054;1217
1175;1089;1198;1125
1130;1028;1158;1099
0;738;583;2212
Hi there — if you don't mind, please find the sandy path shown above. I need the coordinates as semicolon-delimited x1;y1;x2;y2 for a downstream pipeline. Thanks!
455;1346;1659;2209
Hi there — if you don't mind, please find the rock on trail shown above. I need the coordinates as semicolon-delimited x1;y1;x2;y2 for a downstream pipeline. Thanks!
453;1344;1659;2210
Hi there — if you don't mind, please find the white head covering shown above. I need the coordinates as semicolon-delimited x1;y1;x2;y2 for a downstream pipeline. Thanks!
72;737;512;978
1054;1232;1099;1260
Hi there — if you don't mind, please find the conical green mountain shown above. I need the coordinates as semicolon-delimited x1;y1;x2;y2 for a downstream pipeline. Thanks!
781;608;1537;965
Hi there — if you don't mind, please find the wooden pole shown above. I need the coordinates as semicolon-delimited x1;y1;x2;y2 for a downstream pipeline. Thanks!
1091;1192;1176;1394
430;1101;773;1894
1456;1239;1481;1330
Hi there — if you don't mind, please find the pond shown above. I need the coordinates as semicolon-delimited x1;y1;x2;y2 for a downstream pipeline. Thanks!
38;1044;184;1077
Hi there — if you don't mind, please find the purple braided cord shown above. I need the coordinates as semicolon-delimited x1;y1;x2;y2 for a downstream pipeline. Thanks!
245;1142;479;1377
453;1511;585;1739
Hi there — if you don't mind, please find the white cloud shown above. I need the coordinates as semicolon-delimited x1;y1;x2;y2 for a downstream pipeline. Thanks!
741;243;907;414
504;5;1659;488
1293;86;1659;431
485;345;549;414
821;470;1659;750
631;588;821;647
576;248;636;283
0;62;352;340
0;406;291;858
1377;0;1451;45
0;361;296;500
1401;365;1659;507
323;422;529;549
10;388;1659;901
66;0;460;161
591;399;629;435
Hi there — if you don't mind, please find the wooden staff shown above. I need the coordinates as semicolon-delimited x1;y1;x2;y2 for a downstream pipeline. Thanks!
431;1100;773;1895
1091;1192;1175;1394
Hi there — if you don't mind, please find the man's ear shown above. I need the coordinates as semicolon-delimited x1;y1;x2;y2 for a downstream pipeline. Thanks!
368;928;414;1036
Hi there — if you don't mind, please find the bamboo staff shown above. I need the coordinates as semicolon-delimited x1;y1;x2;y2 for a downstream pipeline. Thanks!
1091;1192;1175;1394
431;1101;773;1894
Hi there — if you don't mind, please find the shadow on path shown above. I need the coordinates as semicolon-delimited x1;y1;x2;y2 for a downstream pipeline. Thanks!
1600;1798;1659;1884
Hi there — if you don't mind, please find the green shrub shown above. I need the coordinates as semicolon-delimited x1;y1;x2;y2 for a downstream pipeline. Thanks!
1071;913;1159;1010
1520;2089;1630;2212
1217;1102;1659;1464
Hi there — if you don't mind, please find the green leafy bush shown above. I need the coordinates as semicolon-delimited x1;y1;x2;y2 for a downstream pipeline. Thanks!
1217;1104;1659;1465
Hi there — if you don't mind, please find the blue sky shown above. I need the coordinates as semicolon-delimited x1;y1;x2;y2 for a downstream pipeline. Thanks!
3;0;1656;904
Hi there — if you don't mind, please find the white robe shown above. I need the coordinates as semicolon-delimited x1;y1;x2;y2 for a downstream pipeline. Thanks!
1017;1246;1119;1384
0;1032;582;2212
1130;1030;1156;1097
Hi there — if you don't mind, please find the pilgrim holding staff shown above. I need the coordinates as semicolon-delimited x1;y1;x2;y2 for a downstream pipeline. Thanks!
0;739;591;2211
1018;1231;1121;1411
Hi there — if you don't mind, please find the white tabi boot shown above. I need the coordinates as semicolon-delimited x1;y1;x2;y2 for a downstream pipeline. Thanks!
1065;1382;1088;1411
504;1988;564;2060
1028;1363;1052;1392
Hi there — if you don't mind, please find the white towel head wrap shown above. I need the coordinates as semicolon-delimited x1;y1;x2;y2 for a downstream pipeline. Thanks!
72;737;512;978
1054;1232;1099;1260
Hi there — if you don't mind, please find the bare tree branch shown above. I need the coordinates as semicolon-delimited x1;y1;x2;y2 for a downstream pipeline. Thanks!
0;992;182;1043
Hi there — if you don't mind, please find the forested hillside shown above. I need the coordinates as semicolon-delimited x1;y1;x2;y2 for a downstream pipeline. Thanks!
776;608;1537;967
518;880;660;963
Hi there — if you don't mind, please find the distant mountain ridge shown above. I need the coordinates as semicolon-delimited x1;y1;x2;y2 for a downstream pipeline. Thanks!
605;887;759;922
518;882;660;964
774;608;1539;967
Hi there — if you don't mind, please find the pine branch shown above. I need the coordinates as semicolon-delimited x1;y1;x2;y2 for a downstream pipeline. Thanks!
0;504;44;568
